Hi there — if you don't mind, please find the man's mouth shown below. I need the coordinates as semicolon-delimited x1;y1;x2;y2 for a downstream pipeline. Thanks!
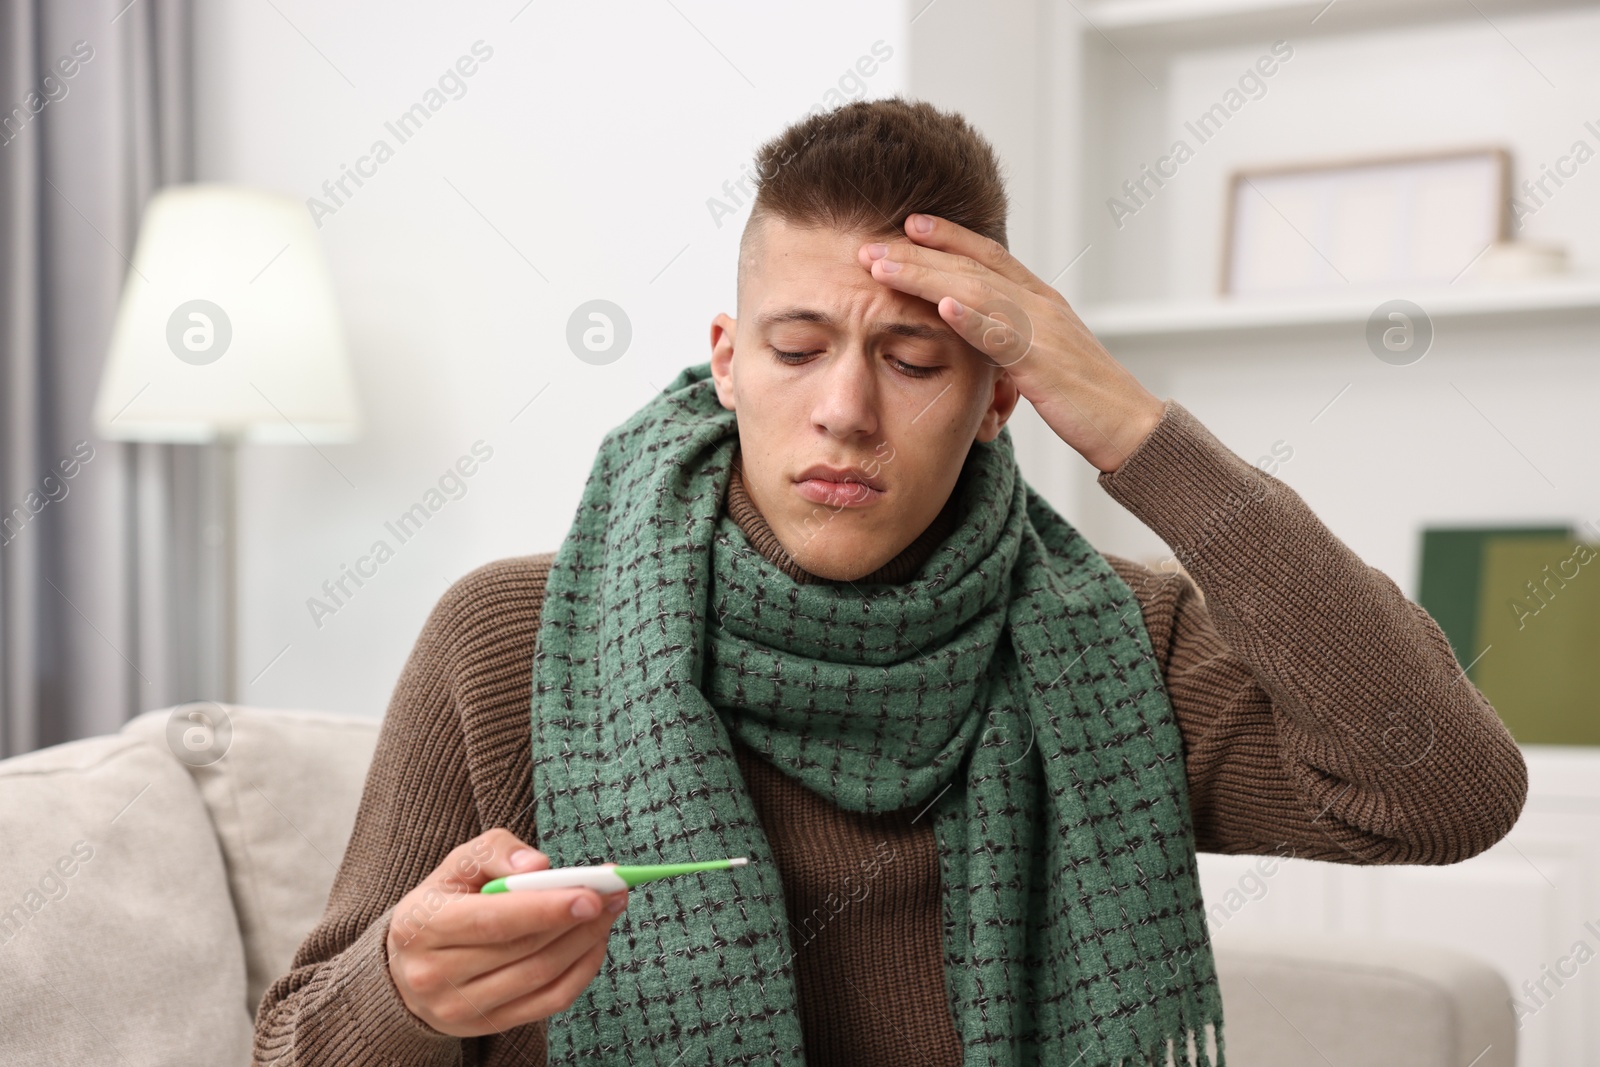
793;464;886;507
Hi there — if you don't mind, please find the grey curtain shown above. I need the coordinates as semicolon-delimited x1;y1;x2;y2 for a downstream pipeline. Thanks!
0;0;205;756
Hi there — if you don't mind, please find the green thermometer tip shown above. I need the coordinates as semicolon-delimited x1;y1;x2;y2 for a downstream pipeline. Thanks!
613;856;749;888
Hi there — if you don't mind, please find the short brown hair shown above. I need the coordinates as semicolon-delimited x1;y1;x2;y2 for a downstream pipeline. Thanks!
738;96;1010;304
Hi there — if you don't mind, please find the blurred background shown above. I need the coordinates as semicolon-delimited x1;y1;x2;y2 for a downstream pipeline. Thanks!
3;0;1600;1062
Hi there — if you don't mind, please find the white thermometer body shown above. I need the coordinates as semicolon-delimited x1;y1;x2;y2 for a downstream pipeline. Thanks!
494;867;629;893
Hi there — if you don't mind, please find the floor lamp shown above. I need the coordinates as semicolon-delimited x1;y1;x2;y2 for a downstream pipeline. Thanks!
92;184;361;704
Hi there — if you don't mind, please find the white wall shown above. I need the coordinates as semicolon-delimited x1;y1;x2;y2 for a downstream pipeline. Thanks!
194;1;911;717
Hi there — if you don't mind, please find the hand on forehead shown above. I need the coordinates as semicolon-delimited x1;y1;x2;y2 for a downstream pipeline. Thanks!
854;213;1053;370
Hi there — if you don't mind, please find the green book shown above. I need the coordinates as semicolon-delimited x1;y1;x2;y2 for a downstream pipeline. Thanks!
1418;525;1600;746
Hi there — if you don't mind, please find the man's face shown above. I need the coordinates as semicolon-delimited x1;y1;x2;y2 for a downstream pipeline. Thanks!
709;215;1020;582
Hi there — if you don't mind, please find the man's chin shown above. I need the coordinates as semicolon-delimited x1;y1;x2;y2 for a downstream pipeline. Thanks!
777;527;899;582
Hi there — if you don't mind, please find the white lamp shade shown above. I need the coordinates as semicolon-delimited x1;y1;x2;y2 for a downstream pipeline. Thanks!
93;183;361;444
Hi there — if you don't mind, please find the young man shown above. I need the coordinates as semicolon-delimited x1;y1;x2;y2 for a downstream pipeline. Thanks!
254;97;1527;1067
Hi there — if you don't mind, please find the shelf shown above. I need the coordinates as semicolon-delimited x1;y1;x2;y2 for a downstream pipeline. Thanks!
1077;275;1600;341
1079;0;1597;49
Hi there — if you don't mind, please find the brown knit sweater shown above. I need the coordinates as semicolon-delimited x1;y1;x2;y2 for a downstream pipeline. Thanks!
253;398;1528;1066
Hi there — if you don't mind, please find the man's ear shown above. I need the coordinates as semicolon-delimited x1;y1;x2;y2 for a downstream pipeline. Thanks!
709;312;737;411
975;366;1021;443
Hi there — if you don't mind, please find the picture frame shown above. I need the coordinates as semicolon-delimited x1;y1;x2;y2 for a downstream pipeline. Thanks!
1220;146;1511;297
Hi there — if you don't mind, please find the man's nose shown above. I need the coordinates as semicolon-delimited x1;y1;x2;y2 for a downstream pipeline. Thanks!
812;351;879;440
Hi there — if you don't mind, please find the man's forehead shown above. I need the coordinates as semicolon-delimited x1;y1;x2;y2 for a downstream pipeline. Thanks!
744;223;960;341
753;305;962;348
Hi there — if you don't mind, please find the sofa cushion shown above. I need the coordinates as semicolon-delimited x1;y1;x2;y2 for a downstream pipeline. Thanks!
0;732;252;1064
1212;927;1515;1067
122;704;380;1016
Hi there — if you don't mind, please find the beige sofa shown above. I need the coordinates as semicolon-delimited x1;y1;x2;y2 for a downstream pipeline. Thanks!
0;703;1517;1066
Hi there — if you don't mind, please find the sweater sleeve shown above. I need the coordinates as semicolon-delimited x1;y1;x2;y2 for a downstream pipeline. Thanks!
1096;398;1528;866
252;555;556;1066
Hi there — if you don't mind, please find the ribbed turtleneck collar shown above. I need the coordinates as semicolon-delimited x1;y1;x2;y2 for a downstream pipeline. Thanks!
724;445;963;584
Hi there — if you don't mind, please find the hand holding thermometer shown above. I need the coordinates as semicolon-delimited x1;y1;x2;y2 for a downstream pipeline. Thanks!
480;856;749;895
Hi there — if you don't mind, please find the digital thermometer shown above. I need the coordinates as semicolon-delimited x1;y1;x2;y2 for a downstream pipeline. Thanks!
480;857;749;895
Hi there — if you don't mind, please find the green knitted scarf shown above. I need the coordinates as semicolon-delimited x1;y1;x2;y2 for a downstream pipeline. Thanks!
530;361;1226;1066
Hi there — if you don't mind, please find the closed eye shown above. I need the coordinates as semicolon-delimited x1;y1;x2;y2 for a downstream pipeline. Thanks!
768;347;944;379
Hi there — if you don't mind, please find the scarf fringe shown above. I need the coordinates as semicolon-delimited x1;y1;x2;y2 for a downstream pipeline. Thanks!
1117;1017;1225;1067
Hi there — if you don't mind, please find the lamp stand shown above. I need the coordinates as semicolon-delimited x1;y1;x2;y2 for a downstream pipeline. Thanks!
221;438;237;704
199;438;239;705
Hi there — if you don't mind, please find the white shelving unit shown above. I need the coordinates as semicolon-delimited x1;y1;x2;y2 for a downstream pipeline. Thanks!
1061;0;1600;322
1081;275;1600;341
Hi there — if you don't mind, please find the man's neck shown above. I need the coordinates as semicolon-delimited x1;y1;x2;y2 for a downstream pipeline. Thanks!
725;448;963;584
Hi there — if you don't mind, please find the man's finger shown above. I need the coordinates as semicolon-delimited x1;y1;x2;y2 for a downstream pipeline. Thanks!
401;889;624;992
409;883;595;949
436;828;549;894
445;905;624;1012
429;865;626;950
889;212;1058;299
476;935;614;1032
939;296;1035;369
857;253;1010;341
